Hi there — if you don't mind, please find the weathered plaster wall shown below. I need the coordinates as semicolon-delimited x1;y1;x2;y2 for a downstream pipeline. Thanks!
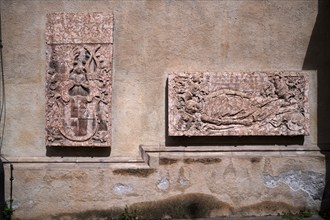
1;0;318;157
0;0;326;219
3;154;326;219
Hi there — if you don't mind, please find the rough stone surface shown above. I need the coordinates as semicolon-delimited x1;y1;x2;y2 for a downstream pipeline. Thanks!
46;13;113;147
4;156;325;219
263;170;325;200
168;71;309;136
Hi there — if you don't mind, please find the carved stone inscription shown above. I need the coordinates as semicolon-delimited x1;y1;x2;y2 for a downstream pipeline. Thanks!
168;72;309;136
46;13;113;147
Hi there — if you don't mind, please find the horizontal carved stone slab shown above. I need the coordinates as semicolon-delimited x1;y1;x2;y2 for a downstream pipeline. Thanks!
168;72;309;136
46;13;113;147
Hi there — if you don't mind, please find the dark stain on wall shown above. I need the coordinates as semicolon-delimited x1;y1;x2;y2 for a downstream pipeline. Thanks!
250;157;261;163
236;201;306;216
51;208;123;220
159;157;179;165
112;169;156;178
49;193;314;220
131;193;227;219
183;158;222;164
51;193;227;220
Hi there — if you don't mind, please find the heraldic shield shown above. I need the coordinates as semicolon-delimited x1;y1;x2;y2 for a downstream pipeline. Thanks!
46;44;112;147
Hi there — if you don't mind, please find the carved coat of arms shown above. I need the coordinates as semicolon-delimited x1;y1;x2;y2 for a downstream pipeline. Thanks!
45;13;113;147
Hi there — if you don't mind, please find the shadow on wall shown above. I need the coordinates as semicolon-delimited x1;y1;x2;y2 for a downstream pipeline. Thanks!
302;0;330;217
46;146;110;157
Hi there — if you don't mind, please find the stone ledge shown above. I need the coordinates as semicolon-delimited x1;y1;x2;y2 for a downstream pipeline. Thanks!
139;145;325;167
1;144;325;168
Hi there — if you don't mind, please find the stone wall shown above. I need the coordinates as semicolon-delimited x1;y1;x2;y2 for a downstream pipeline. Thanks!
0;0;327;219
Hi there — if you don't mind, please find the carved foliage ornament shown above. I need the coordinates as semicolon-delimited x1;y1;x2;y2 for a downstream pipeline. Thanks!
168;72;310;136
46;13;113;147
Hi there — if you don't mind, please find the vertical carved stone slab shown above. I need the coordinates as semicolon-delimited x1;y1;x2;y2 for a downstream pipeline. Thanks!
168;72;310;136
46;13;113;147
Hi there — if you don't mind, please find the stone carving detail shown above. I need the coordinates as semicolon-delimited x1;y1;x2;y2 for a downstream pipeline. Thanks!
46;13;113;147
168;72;309;136
46;13;113;44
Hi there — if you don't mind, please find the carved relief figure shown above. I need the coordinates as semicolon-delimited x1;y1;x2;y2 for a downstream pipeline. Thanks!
46;13;113;147
168;72;309;136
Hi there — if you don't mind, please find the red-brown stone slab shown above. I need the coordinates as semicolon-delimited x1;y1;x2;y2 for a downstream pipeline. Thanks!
168;72;309;136
45;13;113;147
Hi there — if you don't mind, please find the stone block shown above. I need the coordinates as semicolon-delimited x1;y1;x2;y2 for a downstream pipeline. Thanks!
168;72;309;136
45;13;113;147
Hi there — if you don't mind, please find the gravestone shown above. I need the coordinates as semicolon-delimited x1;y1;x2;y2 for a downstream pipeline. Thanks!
45;13;113;147
168;72;309;136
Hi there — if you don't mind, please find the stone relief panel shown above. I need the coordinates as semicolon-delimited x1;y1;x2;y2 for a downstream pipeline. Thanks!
46;13;113;147
168;72;309;136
